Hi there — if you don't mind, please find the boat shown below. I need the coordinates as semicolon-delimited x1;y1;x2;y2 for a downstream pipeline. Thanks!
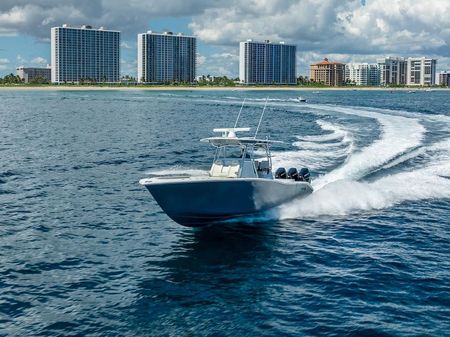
296;96;307;102
139;100;313;227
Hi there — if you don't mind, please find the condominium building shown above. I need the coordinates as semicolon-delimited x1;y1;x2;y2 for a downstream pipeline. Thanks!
345;63;380;86
137;31;196;83
439;71;450;86
51;24;120;83
239;40;296;85
377;57;406;86
16;66;51;83
406;57;437;86
310;58;345;86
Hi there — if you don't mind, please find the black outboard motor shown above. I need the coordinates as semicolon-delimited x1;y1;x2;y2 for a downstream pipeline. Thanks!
287;168;299;180
298;167;311;183
275;167;287;179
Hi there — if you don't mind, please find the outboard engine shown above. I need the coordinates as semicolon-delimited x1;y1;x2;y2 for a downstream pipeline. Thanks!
275;167;287;179
287;168;299;180
298;167;311;183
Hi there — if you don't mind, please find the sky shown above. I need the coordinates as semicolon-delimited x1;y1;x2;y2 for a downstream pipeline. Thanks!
0;0;449;78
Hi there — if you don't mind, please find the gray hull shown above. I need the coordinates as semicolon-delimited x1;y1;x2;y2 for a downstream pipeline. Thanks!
142;178;313;227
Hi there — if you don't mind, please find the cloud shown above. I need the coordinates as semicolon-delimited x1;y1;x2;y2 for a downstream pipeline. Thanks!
120;58;137;77
197;47;239;77
189;0;450;56
196;53;206;65
120;41;132;49
0;0;222;38
188;0;450;74
16;54;26;64
0;58;10;70
31;56;47;65
1;0;449;76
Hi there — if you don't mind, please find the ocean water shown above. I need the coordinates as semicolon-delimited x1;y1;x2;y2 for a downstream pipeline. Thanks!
0;89;449;336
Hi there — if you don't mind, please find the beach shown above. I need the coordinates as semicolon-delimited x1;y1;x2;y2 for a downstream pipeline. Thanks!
0;85;448;91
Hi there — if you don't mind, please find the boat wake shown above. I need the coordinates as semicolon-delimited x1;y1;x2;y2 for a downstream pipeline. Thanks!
275;105;450;219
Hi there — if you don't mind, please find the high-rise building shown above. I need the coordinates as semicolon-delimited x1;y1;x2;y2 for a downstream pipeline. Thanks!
239;40;296;85
345;63;380;86
439;71;450;86
310;58;345;86
377;57;406;86
406;57;437;86
16;66;51;83
51;24;120;83
137;31;196;83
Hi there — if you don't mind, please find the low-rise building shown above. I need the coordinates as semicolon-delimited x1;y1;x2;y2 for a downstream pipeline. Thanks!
345;63;380;86
406;57;437;86
439;71;450;86
16;66;51;83
310;58;345;86
196;75;215;82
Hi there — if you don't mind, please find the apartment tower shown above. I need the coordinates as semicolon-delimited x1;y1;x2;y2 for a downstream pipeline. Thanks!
51;24;120;83
239;40;297;85
406;57;437;86
137;31;196;83
377;57;406;86
345;63;380;86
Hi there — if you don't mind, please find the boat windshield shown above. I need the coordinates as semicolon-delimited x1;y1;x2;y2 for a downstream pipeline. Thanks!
214;145;253;160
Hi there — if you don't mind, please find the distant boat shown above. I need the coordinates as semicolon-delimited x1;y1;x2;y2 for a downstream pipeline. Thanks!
312;91;320;94
408;90;416;93
296;96;307;102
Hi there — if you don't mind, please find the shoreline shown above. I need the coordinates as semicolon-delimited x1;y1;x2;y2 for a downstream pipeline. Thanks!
0;85;449;91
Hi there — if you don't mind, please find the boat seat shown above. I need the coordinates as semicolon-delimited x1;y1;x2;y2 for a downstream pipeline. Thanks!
227;160;240;178
210;159;241;178
258;160;270;172
210;160;227;177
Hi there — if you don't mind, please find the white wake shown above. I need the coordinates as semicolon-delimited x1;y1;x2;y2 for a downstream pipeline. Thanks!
276;105;449;219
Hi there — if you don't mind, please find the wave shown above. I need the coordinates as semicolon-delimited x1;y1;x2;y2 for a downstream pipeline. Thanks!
278;161;450;219
275;104;448;219
272;120;353;170
310;105;425;189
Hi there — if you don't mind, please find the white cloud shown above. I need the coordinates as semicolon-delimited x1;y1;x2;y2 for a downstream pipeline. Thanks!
0;58;10;70
120;41;132;49
1;1;449;75
0;1;221;38
198;47;239;77
196;53;206;65
120;58;137;77
16;54;26;64
31;56;47;65
188;0;450;74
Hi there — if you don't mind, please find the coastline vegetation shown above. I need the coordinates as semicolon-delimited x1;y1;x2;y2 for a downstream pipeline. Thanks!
0;72;448;89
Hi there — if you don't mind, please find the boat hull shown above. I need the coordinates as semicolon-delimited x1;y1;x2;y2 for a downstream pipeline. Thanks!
140;177;313;227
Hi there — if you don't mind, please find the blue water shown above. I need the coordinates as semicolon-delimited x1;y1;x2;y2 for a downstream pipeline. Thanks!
1;89;449;336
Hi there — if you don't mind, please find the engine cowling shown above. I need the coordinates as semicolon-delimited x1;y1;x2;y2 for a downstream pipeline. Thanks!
298;167;311;182
287;168;298;180
275;167;287;179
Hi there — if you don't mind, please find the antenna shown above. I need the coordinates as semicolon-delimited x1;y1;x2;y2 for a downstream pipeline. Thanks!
234;98;246;128
254;97;268;139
